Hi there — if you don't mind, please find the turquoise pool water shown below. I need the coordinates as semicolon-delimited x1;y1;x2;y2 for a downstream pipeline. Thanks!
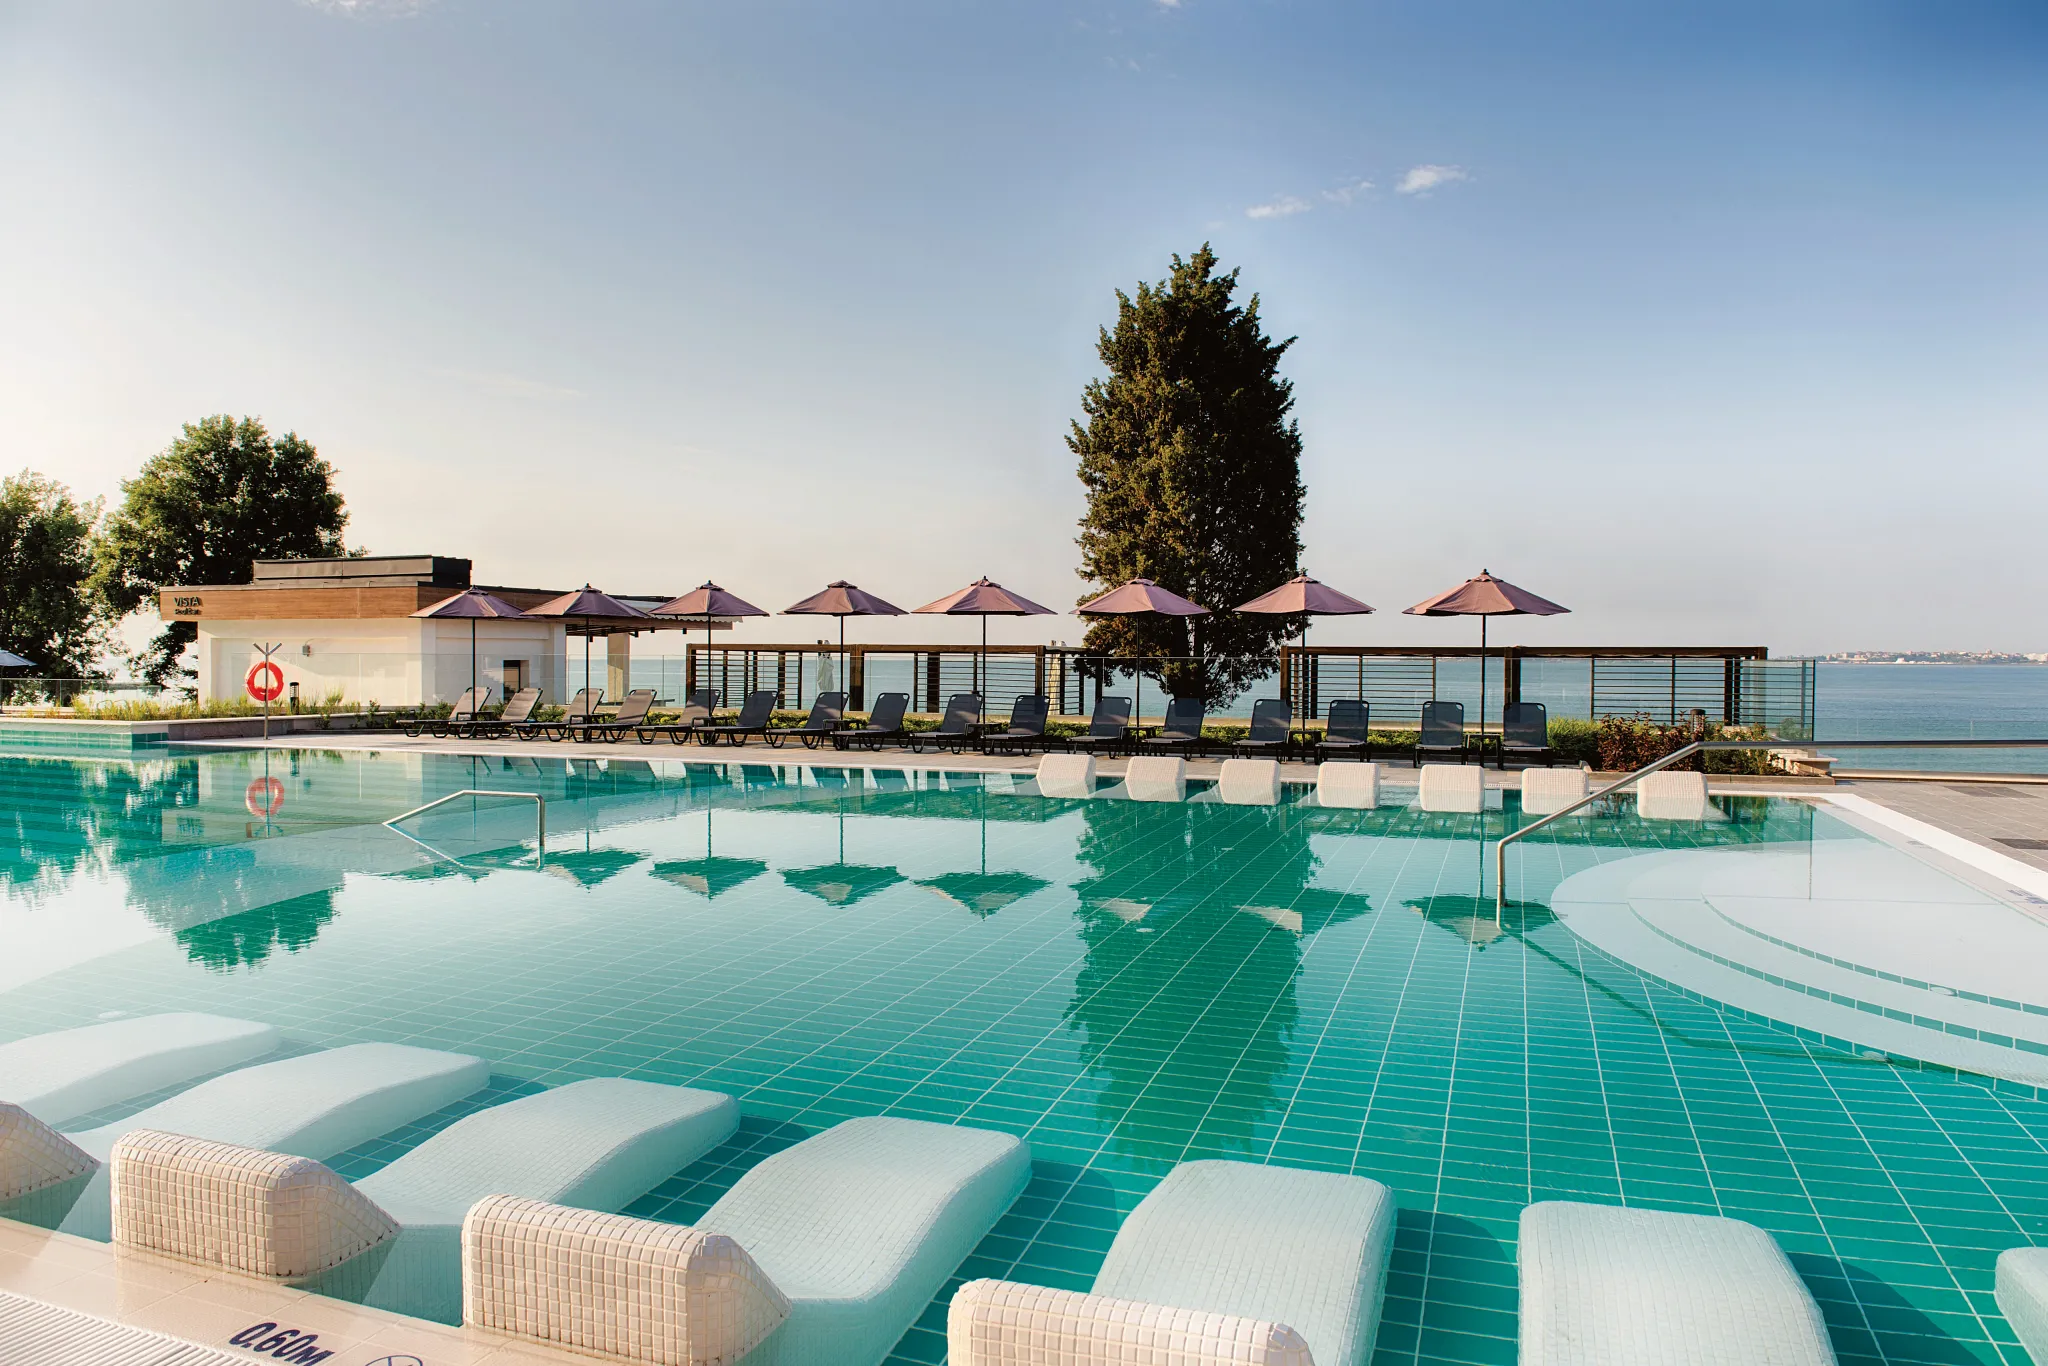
1;746;2044;1365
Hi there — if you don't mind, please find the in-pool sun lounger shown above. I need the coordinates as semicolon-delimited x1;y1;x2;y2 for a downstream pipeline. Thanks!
703;1115;1030;1366
1517;1201;1836;1365
59;1042;488;1239
0;1013;281;1127
950;1159;1395;1366
347;1077;739;1319
356;1077;735;1229
1997;1247;2048;1365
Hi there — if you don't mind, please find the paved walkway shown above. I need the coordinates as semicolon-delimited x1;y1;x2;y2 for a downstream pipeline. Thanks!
1842;778;2048;875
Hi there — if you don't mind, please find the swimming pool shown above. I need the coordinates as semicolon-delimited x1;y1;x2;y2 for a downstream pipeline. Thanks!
2;746;2044;1365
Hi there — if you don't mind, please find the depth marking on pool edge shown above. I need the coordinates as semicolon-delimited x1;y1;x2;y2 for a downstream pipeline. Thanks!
226;1320;426;1365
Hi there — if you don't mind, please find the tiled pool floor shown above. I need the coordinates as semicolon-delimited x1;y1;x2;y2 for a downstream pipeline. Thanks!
0;750;2044;1364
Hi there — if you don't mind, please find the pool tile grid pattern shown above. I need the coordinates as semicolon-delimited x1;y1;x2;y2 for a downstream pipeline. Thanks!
1;756;2046;1363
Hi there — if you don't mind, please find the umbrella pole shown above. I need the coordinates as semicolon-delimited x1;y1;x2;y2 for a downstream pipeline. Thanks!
980;616;988;728
472;617;478;706
1480;615;1488;768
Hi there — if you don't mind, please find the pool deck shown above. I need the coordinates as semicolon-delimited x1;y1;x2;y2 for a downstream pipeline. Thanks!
1841;777;2048;876
0;1217;586;1366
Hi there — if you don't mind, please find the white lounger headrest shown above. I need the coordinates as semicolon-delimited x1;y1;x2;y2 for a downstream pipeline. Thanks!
109;1129;397;1279
949;1279;1315;1366
463;1194;790;1366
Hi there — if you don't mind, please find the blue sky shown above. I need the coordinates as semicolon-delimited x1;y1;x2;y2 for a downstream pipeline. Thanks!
2;0;2044;653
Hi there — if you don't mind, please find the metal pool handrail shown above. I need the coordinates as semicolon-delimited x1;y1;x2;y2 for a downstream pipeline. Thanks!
386;789;546;855
1492;737;2048;917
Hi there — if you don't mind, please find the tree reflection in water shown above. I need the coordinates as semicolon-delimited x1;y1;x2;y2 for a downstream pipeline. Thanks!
174;888;341;971
1063;796;1371;1171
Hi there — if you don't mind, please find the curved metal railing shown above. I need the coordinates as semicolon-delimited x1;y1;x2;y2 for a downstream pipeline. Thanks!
1493;737;2048;917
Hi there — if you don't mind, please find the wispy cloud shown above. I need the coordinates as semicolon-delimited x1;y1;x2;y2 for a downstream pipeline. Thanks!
298;0;432;16
1245;195;1312;221
1396;164;1469;196
1321;179;1374;206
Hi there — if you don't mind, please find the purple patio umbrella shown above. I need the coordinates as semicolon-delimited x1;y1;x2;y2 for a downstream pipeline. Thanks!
1404;569;1569;754
413;587;531;705
1075;578;1211;728
913;577;1055;726
783;581;906;705
529;585;649;702
1237;574;1376;710
653;583;768;706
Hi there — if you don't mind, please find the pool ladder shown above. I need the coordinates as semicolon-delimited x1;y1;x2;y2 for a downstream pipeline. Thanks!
386;789;546;857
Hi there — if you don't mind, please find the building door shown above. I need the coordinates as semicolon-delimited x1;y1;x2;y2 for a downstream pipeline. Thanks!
503;659;527;694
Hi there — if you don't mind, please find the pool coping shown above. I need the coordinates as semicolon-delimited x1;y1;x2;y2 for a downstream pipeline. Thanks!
0;1215;588;1366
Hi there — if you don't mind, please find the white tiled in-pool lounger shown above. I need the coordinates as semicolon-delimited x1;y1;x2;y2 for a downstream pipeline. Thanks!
0;1014;281;1127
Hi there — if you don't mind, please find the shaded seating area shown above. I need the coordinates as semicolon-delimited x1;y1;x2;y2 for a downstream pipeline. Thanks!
909;693;983;753
1143;697;1207;755
1415;700;1469;765
1231;697;1292;758
697;690;777;746
833;692;909;750
1063;695;1133;756
1317;697;1372;762
767;692;846;749
1499;700;1556;767
981;694;1050;754
634;688;717;745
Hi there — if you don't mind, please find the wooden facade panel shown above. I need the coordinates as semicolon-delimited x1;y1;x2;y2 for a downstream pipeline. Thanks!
158;586;444;621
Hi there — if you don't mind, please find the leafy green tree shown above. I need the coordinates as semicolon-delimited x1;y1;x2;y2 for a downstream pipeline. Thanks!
1070;244;1305;706
0;471;111;678
93;416;352;683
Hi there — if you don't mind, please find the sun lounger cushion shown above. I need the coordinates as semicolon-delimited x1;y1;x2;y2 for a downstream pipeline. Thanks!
0;1102;96;1201
60;1044;488;1241
1092;1160;1395;1366
0;1013;281;1127
1037;753;1097;800
69;1043;489;1163
1218;759;1282;806
1518;1201;1835;1366
110;1130;397;1279
465;1195;790;1366
1519;768;1589;816
355;1078;737;1229
701;1115;1031;1366
1317;762;1380;810
1996;1248;2048;1366
1418;764;1483;813
1124;757;1186;803
949;1279;1314;1366
1636;771;1709;821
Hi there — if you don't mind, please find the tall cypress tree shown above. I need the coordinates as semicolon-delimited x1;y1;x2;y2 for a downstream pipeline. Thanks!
1071;245;1305;705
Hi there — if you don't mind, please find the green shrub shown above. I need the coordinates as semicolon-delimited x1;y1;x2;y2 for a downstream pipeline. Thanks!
1547;717;1599;766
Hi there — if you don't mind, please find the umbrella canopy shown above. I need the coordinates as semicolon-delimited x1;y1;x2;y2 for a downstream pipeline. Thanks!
1404;570;1568;619
784;580;905;618
0;649;35;670
913;578;1055;723
529;584;650;626
413;588;531;621
1403;570;1569;760
1076;578;1210;618
915;578;1055;617
1237;574;1376;617
785;581;905;702
1076;579;1212;728
413;588;532;703
654;582;767;620
529;585;650;703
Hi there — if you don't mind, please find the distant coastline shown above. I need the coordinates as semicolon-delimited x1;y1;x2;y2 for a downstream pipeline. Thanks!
1823;653;2048;665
